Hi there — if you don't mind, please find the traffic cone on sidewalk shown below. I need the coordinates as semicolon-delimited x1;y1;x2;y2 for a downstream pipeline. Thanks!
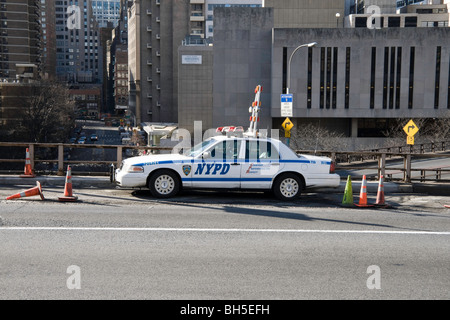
20;148;35;178
355;175;374;208
58;165;78;202
6;181;45;201
375;175;389;208
341;175;354;207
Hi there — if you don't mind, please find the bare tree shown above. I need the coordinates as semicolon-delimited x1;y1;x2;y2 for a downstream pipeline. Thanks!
16;80;75;143
289;123;350;152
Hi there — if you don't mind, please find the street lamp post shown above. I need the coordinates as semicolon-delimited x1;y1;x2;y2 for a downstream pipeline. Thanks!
284;42;317;148
286;42;317;95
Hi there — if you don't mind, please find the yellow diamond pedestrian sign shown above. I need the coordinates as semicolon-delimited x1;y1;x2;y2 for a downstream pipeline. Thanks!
403;120;419;137
282;117;294;132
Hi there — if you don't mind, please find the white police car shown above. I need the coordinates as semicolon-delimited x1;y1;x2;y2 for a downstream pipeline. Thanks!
114;135;340;201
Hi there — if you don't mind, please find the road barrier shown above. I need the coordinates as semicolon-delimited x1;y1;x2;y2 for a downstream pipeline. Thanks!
0;141;449;183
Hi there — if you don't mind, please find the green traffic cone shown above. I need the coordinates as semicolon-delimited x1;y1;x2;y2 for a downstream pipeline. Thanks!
342;175;354;207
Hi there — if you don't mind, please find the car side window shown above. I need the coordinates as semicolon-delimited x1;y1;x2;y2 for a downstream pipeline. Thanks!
210;140;242;161
245;141;280;161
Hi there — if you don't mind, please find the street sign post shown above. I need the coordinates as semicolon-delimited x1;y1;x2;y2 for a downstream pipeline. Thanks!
280;94;293;117
403;119;419;145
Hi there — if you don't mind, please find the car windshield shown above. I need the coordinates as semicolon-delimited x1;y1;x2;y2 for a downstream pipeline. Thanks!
183;139;217;157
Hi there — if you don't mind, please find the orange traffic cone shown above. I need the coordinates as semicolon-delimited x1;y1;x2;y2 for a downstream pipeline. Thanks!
375;175;387;207
6;181;45;201
58;166;78;202
20;148;35;178
355;175;374;208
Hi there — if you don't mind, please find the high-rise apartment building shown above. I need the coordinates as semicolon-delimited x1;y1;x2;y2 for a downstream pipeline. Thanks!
0;0;41;79
128;0;190;124
54;0;102;83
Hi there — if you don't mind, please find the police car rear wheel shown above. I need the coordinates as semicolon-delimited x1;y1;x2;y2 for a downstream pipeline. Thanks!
273;173;303;201
149;170;180;198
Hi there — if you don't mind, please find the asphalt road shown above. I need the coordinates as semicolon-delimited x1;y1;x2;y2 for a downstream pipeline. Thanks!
0;187;449;300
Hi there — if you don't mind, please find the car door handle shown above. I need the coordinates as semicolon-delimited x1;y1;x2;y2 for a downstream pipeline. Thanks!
231;163;240;166
271;163;280;166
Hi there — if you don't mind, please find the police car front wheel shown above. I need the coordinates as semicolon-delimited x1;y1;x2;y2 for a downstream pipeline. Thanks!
273;173;303;201
148;170;180;198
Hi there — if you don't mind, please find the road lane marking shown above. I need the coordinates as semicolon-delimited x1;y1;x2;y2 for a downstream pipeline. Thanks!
0;227;449;235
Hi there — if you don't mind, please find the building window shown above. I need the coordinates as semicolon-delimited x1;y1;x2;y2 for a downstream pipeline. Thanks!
307;47;312;109
383;47;389;109
389;47;396;109
408;47;415;109
326;47;331;109
435;46;442;109
345;47;351;109
388;17;401;27
405;17;417;27
370;47;376;109
320;47;325;109
395;47;402;109
355;17;367;28
332;47;338;109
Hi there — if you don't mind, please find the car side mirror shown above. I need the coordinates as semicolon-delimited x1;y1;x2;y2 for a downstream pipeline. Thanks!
202;151;210;159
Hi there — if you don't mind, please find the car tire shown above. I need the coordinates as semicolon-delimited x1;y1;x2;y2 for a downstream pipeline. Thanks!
273;173;303;201
148;170;180;198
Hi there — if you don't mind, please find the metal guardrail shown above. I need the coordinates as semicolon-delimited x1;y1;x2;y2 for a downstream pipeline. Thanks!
296;149;450;183
1;141;449;182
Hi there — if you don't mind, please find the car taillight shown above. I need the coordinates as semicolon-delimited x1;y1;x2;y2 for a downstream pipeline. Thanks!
329;161;336;173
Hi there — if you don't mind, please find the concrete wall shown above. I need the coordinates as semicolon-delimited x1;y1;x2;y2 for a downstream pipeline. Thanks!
178;45;214;132
212;7;274;131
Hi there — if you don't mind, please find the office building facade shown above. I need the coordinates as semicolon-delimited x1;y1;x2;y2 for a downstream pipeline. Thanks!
54;0;102;83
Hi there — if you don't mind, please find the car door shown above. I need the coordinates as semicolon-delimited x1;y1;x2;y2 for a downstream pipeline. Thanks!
191;139;242;189
240;140;283;189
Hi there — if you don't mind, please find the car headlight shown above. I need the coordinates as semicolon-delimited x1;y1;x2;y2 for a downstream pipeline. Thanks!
127;165;144;173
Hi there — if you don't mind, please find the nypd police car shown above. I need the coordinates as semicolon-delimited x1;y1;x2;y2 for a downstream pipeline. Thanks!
113;135;340;201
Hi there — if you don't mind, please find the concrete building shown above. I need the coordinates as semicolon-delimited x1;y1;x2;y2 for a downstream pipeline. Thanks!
0;0;41;80
178;6;450;149
127;0;190;124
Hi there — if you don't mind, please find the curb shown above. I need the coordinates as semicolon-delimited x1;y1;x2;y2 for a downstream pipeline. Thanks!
1;175;449;195
312;181;412;194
